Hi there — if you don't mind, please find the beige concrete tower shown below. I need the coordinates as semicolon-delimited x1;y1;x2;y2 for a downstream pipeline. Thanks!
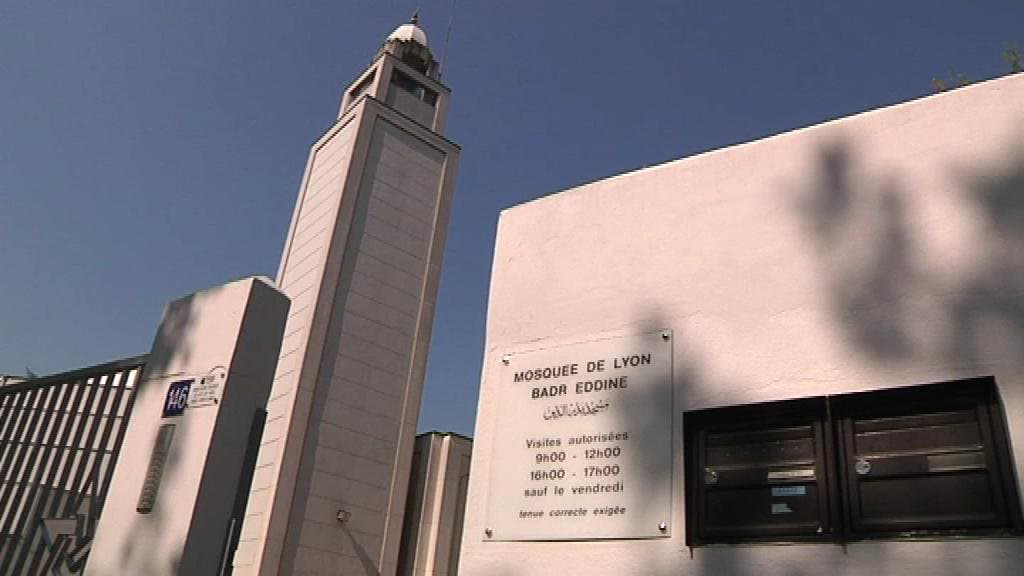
233;17;459;576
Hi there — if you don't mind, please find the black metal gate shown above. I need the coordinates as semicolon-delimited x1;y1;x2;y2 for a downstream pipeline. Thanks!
0;356;145;575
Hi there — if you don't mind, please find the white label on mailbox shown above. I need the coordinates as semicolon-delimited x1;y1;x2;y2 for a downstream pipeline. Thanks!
771;486;807;497
767;468;815;481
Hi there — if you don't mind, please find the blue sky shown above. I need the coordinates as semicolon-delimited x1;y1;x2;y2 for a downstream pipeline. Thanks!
1;1;1022;435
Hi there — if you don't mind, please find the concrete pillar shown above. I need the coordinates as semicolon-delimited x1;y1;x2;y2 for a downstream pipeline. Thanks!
85;276;289;576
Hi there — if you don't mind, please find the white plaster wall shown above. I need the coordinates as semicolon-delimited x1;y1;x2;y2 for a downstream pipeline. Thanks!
462;74;1024;575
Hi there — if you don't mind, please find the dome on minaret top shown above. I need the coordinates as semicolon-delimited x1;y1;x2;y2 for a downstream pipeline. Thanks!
387;13;428;47
378;12;439;79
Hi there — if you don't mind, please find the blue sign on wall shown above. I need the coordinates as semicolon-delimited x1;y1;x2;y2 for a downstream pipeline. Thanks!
163;379;192;417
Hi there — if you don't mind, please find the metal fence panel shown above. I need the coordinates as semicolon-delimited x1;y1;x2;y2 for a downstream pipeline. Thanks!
0;356;145;576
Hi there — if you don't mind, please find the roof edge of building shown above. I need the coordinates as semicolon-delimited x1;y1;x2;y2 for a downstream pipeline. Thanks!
417;430;473;442
500;72;1024;217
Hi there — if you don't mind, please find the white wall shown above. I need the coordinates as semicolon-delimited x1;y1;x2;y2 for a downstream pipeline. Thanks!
462;74;1024;575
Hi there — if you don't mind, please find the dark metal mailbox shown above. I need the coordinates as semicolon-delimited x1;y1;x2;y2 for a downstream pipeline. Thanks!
686;398;835;544
685;377;1022;546
834;378;1022;536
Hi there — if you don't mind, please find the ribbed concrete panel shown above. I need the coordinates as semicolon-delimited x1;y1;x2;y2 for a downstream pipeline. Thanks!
232;117;358;572
274;118;445;574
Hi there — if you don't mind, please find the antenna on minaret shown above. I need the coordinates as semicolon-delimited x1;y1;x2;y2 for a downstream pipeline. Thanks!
439;0;456;80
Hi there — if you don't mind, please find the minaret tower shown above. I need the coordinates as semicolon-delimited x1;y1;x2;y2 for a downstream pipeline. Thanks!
233;17;459;576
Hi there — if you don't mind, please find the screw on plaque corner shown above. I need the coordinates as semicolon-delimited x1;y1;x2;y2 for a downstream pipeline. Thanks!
484;528;493;538
660;331;671;341
658;521;668;532
501;354;511;365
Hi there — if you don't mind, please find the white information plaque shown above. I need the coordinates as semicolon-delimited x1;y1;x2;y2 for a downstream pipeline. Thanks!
484;331;673;540
188;367;226;409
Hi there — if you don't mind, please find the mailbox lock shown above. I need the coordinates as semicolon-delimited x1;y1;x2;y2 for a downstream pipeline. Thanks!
704;469;718;484
855;458;871;476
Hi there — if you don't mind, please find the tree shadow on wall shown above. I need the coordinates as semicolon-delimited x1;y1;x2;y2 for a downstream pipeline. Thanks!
461;135;1024;576
788;135;1024;576
799;142;919;362
798;136;1024;374
652;135;1024;576
635;138;1024;575
641;313;816;576
84;293;199;576
3;292;201;576
947;151;1024;368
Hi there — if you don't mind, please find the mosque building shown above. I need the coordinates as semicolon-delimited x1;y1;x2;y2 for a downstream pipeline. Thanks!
460;72;1024;575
